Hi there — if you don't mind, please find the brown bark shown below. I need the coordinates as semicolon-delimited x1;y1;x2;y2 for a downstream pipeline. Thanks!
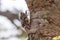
25;0;60;40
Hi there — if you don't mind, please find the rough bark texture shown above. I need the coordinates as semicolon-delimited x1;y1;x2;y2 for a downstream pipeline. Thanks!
25;0;60;40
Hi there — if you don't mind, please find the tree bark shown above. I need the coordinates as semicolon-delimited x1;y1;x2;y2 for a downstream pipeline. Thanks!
25;0;60;40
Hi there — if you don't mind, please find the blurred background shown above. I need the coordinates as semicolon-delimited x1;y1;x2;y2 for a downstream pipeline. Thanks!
0;11;28;40
0;0;29;40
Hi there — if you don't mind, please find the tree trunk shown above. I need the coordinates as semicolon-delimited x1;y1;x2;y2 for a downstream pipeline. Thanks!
25;0;60;40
